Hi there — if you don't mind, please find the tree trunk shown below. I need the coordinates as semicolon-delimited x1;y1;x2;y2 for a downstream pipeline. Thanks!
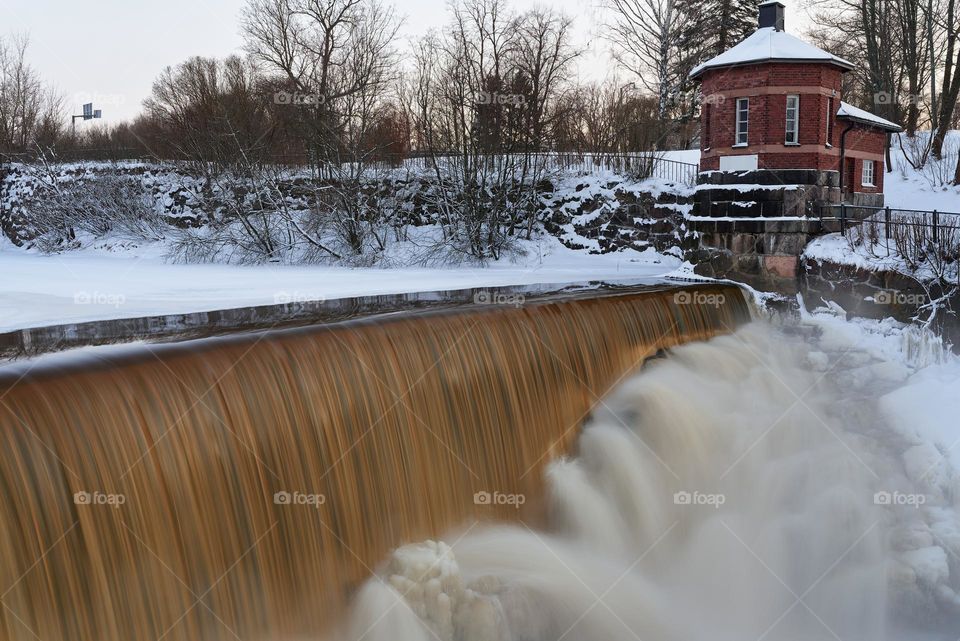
933;0;958;158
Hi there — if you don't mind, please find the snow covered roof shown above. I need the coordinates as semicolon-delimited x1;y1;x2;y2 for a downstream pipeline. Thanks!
836;101;903;132
690;28;855;79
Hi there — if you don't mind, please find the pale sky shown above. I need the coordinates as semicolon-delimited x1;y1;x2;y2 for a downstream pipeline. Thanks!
3;0;810;125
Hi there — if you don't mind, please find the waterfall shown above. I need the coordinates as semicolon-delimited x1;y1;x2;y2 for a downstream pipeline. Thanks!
0;286;749;641
342;323;902;641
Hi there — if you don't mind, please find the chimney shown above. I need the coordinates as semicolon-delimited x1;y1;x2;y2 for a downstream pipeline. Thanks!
758;0;785;31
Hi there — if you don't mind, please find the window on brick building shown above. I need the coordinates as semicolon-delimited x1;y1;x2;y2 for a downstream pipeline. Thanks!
785;95;799;144
735;98;749;146
826;97;834;147
862;160;875;186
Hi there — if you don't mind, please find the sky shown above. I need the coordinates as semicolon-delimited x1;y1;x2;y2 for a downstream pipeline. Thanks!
3;0;810;125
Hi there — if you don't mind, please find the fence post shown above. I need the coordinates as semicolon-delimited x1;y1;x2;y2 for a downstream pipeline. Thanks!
840;202;846;234
884;206;891;256
933;210;939;245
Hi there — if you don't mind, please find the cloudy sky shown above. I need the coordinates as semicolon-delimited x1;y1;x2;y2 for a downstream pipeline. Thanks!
4;0;810;125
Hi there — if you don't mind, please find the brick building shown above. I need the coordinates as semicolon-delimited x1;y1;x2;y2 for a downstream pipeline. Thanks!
690;0;901;202
685;1;903;292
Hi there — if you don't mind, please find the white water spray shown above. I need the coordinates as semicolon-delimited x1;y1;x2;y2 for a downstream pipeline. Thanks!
340;322;959;641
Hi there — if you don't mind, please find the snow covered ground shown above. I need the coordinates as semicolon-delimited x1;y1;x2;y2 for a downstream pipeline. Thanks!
1;132;955;334
797;303;960;620
0;237;678;332
886;131;960;212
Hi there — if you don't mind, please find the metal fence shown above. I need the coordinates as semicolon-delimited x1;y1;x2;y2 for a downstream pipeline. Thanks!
0;149;700;185
818;203;960;238
536;153;698;185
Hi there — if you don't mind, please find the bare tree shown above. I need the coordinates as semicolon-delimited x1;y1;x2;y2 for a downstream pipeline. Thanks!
241;0;401;170
0;35;63;152
603;0;690;119
142;55;275;171
514;8;581;150
928;0;960;183
395;0;582;258
898;0;933;136
809;0;924;172
553;80;667;153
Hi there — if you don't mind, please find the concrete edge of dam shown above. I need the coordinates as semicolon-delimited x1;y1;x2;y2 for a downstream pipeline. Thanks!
0;279;748;361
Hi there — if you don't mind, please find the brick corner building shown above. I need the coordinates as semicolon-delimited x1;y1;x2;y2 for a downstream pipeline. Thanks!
683;1;904;293
690;0;901;206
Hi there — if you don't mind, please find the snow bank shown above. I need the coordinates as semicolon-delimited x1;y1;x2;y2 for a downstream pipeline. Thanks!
799;302;960;619
803;233;909;273
0;235;678;333
887;131;960;211
882;363;960;470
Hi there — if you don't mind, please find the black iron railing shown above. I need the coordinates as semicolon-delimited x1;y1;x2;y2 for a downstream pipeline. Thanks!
0;149;700;185
818;203;960;237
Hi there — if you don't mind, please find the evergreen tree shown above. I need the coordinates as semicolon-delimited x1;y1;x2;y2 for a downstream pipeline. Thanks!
676;0;761;63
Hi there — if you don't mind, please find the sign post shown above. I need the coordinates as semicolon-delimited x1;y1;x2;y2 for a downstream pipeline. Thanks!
71;102;103;135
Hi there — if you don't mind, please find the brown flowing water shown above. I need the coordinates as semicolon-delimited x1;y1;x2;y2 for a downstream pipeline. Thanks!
0;286;750;641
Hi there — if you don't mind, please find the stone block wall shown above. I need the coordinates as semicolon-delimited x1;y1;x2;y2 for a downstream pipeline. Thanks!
801;256;960;344
685;166;895;293
542;181;693;255
692;169;841;219
688;219;823;293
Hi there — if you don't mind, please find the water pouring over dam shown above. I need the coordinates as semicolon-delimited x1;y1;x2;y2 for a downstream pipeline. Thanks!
0;285;750;641
346;323;897;641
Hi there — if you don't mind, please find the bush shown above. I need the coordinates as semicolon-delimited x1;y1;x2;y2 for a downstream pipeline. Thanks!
26;166;166;251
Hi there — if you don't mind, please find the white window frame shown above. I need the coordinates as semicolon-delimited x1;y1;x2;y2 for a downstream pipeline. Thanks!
862;159;875;186
785;95;799;144
734;98;749;147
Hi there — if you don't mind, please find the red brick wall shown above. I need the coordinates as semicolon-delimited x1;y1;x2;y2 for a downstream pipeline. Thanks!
698;62;888;193
844;124;887;192
700;63;843;157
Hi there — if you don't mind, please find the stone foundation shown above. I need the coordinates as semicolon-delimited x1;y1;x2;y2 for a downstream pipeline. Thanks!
688;219;832;293
846;192;884;208
693;169;843;219
801;256;960;344
689;168;887;293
